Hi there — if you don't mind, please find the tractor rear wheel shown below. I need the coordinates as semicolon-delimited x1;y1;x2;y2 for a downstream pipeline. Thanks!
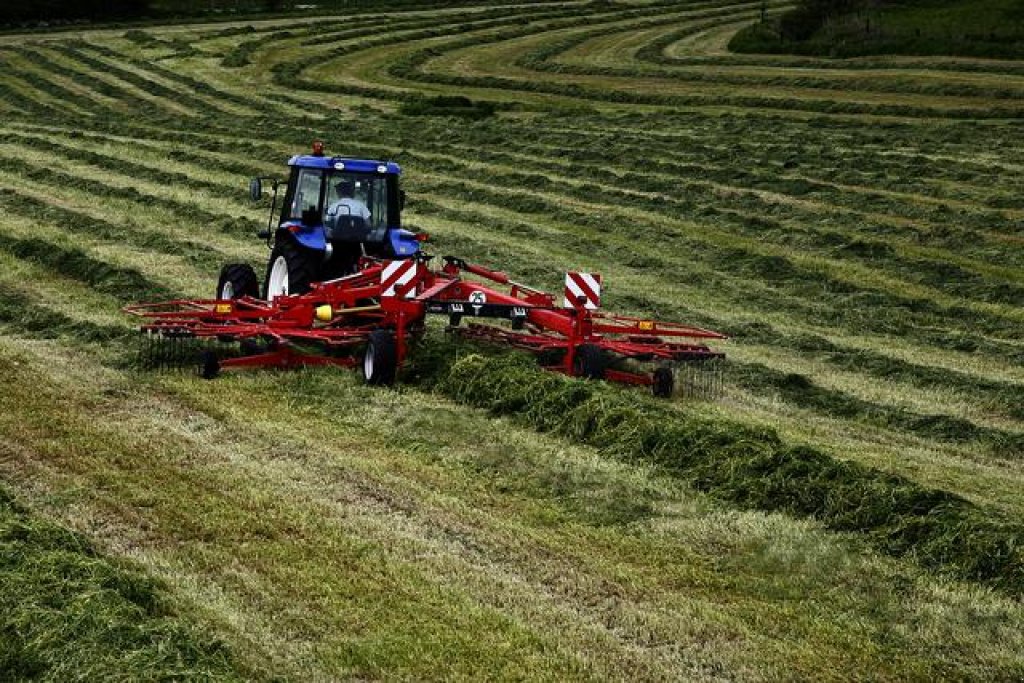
573;344;607;380
363;330;398;386
264;237;318;300
216;263;259;300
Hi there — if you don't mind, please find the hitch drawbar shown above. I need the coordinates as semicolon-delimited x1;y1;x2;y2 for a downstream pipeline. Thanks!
124;256;726;397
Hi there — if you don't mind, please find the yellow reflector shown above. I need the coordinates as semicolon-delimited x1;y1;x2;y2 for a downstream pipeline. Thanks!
315;305;333;322
639;320;655;331
214;303;232;314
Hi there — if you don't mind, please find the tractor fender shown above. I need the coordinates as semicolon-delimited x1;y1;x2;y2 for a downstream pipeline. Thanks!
278;224;327;253
389;228;419;258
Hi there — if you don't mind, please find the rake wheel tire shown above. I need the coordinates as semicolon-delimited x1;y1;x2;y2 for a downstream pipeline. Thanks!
363;329;397;386
264;237;317;300
573;344;607;380
652;366;674;398
200;351;220;380
217;263;259;300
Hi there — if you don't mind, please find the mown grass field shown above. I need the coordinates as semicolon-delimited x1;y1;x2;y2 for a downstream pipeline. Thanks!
0;1;1023;679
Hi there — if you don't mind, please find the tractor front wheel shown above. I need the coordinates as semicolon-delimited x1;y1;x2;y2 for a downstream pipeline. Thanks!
362;330;398;386
264;237;317;300
216;263;259;300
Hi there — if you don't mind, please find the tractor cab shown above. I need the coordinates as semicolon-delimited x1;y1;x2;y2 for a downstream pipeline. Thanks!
278;152;415;259
249;143;421;299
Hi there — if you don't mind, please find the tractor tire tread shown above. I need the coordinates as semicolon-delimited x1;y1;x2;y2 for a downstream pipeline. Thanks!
217;262;260;300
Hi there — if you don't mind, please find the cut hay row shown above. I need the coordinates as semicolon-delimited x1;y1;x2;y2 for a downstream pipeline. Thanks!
7;45;191;118
430;352;1024;593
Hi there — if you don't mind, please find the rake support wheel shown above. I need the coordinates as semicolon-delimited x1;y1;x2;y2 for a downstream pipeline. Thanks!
200;351;221;380
573;344;607;380
652;366;674;398
363;329;398;386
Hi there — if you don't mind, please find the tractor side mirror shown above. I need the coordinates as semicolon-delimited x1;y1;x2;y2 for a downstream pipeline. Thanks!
399;190;407;211
249;177;262;201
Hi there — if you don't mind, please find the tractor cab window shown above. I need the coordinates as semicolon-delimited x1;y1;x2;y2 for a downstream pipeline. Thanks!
324;172;387;233
288;168;325;221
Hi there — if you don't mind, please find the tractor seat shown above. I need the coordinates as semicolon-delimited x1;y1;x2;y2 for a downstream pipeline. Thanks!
329;214;370;242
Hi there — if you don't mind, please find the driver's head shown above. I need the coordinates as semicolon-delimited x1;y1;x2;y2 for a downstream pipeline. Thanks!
335;179;355;197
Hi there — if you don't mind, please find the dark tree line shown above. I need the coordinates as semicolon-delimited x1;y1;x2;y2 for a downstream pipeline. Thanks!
0;0;150;22
0;0;288;24
779;0;865;40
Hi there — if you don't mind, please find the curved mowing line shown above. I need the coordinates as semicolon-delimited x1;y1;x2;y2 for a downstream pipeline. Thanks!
380;5;1024;118
78;42;258;117
274;0;702;106
1;50;119;116
529;17;1024;103
0;51;96;115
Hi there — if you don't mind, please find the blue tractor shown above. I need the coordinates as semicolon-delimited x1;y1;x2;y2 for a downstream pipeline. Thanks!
217;143;422;301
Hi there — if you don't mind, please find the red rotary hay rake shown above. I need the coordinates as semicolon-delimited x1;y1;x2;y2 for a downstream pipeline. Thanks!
126;256;726;397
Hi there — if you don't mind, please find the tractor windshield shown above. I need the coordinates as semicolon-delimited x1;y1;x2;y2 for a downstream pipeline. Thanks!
324;171;390;232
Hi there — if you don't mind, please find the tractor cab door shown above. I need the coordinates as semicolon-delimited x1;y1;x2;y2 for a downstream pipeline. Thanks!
279;167;326;228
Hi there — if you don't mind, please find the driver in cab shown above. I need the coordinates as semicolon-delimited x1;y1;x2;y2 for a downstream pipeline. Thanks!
326;178;370;222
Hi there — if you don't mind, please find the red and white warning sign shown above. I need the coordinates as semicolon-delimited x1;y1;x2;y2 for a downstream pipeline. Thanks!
563;271;602;310
380;259;423;299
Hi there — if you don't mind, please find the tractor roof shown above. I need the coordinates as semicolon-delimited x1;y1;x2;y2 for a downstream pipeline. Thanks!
288;155;401;175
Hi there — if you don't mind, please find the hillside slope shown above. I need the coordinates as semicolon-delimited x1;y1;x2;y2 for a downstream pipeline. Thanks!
0;1;1023;678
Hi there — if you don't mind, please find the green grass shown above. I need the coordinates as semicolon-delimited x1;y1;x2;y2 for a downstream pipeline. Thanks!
0;1;1023;678
0;484;243;681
